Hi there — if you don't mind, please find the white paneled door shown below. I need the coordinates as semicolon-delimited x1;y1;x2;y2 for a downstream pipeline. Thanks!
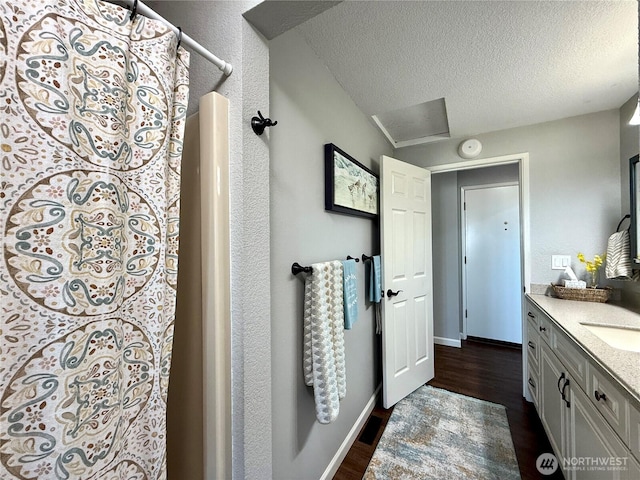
464;184;522;344
380;155;434;408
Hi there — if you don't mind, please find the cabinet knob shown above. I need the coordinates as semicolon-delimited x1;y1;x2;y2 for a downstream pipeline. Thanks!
539;326;546;332
594;390;607;402
527;312;535;318
527;341;536;350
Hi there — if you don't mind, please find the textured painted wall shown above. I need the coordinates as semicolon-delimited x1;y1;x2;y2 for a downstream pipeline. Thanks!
146;2;272;479
430;172;460;341
270;28;392;480
398;110;621;287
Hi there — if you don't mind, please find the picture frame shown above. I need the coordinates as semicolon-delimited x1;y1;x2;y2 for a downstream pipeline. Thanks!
324;143;379;218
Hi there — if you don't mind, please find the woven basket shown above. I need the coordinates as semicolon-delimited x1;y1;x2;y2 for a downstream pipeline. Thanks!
551;284;611;303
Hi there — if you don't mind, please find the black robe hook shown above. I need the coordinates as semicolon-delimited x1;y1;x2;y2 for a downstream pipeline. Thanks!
251;111;277;136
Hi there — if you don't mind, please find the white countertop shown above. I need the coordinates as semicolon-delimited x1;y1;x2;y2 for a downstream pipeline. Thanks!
527;294;640;406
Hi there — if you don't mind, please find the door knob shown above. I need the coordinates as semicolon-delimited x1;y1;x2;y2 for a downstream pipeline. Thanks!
386;289;402;298
594;390;607;402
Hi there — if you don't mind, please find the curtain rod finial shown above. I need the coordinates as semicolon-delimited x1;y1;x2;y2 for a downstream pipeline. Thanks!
221;62;233;76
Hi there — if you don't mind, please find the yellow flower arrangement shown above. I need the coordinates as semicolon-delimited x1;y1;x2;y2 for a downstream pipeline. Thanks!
577;252;606;288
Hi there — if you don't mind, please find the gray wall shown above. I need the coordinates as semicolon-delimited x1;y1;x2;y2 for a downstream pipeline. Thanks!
270;28;392;480
457;164;519;189
147;2;272;479
398;110;622;287
431;172;461;341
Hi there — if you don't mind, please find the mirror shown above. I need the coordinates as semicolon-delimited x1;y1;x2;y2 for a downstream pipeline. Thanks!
630;154;640;265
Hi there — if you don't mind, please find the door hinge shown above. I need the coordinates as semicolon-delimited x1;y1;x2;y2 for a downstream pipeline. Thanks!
464;256;467;264
465;309;468;318
464;202;466;210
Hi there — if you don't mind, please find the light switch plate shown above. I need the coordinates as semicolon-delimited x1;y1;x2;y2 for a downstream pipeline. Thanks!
552;255;571;270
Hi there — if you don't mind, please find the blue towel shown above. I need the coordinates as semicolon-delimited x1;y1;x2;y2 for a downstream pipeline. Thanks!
342;259;358;329
369;255;382;303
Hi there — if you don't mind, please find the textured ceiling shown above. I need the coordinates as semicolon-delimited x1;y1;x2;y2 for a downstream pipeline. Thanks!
294;0;638;144
243;1;341;40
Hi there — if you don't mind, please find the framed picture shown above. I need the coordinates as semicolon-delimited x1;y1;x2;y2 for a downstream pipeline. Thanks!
324;143;379;218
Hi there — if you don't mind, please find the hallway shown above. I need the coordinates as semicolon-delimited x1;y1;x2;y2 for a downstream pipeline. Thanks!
334;340;563;480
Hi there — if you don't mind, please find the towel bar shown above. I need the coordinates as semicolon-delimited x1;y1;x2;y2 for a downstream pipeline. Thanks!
346;256;360;263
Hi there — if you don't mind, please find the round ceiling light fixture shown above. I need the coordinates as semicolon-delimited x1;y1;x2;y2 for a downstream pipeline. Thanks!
458;138;482;159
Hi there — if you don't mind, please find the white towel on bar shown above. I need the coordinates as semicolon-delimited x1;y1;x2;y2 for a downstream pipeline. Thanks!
605;230;638;280
303;261;346;424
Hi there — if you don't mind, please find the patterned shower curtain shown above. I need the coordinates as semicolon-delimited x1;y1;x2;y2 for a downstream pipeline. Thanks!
0;0;189;478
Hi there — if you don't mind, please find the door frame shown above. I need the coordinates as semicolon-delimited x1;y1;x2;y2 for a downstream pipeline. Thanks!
460;182;521;340
426;152;531;400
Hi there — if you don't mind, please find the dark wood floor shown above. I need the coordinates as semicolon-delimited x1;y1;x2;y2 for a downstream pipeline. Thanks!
333;339;564;480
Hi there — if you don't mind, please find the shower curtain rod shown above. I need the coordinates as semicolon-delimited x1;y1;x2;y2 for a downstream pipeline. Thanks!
115;0;233;76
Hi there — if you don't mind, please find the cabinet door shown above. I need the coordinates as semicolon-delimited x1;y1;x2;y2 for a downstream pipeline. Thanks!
540;343;570;464
628;455;640;480
527;362;539;410
568;384;628;480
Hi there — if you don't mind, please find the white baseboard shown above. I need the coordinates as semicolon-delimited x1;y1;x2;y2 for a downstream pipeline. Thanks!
460;331;467;340
434;336;461;348
320;384;381;480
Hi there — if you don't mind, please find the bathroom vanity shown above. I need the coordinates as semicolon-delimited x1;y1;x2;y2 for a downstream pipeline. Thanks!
525;294;640;479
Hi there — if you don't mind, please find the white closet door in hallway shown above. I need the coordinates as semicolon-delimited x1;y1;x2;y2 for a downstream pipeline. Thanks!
463;184;522;344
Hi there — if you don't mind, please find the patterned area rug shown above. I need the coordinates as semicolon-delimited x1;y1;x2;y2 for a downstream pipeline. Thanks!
364;386;521;479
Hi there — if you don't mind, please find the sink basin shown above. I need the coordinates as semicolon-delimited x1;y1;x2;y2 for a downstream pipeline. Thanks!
581;324;640;353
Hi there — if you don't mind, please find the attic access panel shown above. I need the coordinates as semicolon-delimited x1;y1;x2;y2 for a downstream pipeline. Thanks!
372;98;450;148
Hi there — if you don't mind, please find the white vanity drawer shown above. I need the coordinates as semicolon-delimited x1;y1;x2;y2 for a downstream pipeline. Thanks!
552;329;589;393
538;312;553;346
524;298;553;345
525;303;539;330
588;364;629;446
629;400;640;463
